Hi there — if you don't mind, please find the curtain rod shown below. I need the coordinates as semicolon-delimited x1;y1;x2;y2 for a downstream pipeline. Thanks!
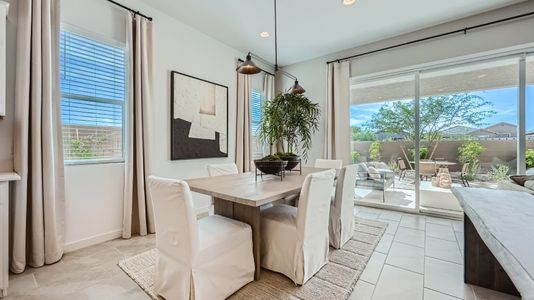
107;0;153;22
327;10;534;65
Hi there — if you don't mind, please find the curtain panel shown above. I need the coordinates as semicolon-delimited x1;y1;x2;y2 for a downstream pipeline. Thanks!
11;0;65;273
325;61;351;166
122;14;155;238
235;73;252;172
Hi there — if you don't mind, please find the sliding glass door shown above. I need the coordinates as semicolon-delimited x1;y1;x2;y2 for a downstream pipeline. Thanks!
350;52;532;217
351;74;418;212
419;58;519;217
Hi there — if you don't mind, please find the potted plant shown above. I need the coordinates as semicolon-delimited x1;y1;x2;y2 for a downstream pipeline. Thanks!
257;92;320;171
254;154;288;175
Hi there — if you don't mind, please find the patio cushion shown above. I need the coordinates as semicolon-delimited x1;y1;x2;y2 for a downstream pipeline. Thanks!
371;162;389;170
356;163;368;173
367;167;381;179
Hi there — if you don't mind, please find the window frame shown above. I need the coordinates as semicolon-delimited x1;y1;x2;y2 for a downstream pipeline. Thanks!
60;24;128;166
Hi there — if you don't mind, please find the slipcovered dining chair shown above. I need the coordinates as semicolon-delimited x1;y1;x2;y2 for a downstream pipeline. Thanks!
260;170;336;285
315;158;343;169
329;164;358;249
206;163;239;176
148;176;255;300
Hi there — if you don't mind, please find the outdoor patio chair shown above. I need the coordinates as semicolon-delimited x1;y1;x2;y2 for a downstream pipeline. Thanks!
419;161;437;181
354;163;395;202
460;163;470;187
397;157;408;180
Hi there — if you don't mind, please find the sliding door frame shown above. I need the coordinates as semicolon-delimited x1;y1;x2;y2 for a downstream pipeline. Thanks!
351;47;534;215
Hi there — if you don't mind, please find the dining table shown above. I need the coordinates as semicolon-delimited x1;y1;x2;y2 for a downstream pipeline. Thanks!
186;167;326;280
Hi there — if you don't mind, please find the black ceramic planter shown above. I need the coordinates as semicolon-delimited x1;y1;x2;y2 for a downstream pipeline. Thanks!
254;160;288;175
280;156;300;171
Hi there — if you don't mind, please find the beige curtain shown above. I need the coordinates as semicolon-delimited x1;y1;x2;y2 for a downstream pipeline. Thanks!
235;73;252;172
11;0;65;274
325;61;351;166
122;14;154;238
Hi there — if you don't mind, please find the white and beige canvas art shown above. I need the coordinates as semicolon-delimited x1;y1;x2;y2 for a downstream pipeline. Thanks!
171;71;228;160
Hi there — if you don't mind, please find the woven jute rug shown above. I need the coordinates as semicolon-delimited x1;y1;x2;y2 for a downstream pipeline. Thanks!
118;218;386;300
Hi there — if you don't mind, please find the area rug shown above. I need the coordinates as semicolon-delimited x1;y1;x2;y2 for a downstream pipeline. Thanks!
118;218;387;300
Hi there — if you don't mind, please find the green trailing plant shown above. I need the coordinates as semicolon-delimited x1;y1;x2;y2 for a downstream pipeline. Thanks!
488;164;510;181
527;149;534;169
388;159;399;172
69;139;92;159
458;141;485;180
258;93;320;160
351;151;360;163
369;141;382;162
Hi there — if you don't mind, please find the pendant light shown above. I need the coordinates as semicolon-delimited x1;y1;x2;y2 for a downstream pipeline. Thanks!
236;53;262;75
238;0;306;94
288;80;306;94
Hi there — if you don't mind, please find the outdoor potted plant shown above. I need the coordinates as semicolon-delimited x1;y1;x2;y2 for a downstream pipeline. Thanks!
256;92;320;171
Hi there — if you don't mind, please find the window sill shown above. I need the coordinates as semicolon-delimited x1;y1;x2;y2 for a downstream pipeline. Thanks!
64;159;125;166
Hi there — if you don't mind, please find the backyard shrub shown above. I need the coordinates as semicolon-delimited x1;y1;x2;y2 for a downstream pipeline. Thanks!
527;149;534;169
458;141;485;180
369;141;382;161
488;164;510;181
351;151;360;163
410;147;428;160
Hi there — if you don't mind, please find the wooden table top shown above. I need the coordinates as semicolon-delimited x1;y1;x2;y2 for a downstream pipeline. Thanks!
186;167;326;207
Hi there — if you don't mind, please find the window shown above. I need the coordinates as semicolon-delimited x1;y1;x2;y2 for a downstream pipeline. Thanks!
60;30;127;163
251;88;264;159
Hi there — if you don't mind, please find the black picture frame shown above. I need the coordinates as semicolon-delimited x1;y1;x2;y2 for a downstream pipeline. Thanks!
170;71;229;160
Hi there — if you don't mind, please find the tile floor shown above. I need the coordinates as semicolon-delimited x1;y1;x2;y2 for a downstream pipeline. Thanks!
350;206;520;300
4;206;521;300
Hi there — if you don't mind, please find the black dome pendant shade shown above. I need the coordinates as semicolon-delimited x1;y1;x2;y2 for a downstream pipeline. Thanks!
289;80;306;94
237;53;262;75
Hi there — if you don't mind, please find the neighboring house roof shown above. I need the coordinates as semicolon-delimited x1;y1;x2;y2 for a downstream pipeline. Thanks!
467;128;498;138
484;122;517;136
441;125;476;136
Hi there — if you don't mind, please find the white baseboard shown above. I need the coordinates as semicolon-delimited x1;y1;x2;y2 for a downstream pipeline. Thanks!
64;229;122;253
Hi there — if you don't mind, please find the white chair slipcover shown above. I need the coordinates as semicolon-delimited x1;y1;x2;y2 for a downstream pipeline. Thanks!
315;159;343;169
206;163;239;176
260;170;336;285
329;164;358;249
148;176;254;300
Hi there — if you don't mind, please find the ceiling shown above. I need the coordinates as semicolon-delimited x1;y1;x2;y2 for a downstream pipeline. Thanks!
141;0;525;66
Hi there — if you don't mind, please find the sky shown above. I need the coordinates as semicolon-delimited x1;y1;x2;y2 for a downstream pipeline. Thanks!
350;85;534;132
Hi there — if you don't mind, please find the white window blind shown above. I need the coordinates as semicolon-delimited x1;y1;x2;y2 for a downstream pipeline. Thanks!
60;30;126;162
251;89;264;159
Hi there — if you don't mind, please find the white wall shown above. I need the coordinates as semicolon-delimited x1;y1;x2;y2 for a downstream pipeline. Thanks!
60;0;244;251
0;0;16;172
279;1;534;165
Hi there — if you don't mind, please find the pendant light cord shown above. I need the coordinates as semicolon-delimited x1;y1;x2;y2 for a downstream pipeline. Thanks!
274;0;278;71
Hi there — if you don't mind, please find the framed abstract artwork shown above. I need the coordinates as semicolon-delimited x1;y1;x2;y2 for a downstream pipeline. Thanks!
170;71;228;160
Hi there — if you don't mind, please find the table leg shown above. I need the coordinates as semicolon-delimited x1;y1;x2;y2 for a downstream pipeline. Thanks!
214;198;262;280
464;214;520;296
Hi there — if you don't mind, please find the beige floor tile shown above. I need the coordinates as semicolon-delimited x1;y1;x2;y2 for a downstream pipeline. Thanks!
426;223;456;241
350;280;375;300
375;233;394;254
425;237;462;264
360;251;387;284
378;211;403;222
371;265;423;300
380;219;400;235
394;227;425;247
386;242;425;274
424;257;473;299
399;214;426;230
424;288;461;300
426;216;453;226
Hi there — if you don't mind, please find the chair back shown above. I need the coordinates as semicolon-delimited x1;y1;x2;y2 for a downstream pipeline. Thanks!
296;170;336;242
397;158;407;170
148;176;198;268
332;165;358;240
461;163;469;175
314;159;342;170
207;163;239;176
419;161;437;175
